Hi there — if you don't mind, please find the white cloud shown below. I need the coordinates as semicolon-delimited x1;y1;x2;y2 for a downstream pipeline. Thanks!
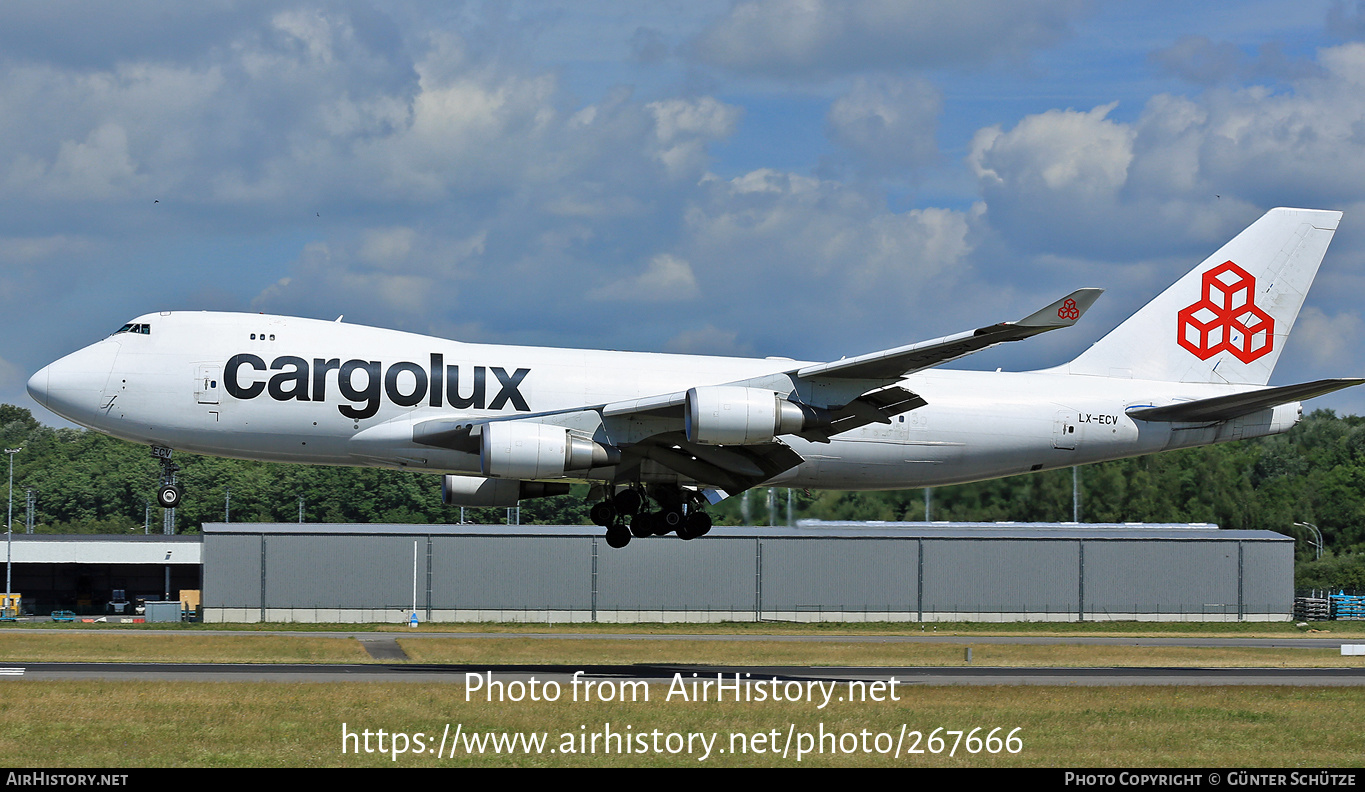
664;324;754;356
646;97;743;178
590;254;700;302
971;102;1133;199
1289;307;1365;368
826;76;941;172
679;169;975;325
967;46;1365;257
691;0;1086;78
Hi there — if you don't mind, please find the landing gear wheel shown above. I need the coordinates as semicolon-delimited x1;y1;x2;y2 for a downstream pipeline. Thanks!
590;501;616;527
679;512;711;540
605;524;632;549
156;483;182;509
629;512;660;538
662;509;684;532
613;489;643;516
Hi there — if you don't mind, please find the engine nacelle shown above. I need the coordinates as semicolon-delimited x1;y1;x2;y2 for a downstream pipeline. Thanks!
1218;402;1302;443
442;475;571;507
480;421;619;479
684;386;811;445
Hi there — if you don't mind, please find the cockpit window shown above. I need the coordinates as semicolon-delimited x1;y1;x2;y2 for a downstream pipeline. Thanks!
114;323;151;335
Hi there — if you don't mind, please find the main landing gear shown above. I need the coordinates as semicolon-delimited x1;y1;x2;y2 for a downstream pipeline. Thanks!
590;484;713;549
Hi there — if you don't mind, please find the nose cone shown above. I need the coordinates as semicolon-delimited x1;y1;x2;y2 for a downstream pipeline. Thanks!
26;366;49;408
27;340;119;426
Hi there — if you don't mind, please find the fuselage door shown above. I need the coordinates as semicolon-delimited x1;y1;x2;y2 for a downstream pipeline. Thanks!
195;364;221;405
1053;409;1078;450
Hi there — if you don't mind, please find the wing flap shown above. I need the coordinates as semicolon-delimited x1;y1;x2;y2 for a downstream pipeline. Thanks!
1126;378;1364;422
629;432;804;491
798;385;927;442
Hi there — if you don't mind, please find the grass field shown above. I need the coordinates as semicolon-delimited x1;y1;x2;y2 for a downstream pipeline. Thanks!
1;626;1363;666
2;622;1362;767
398;636;1363;667
2;682;1361;767
8;619;1365;636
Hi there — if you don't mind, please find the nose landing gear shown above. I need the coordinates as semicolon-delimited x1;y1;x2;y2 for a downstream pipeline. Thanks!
151;445;181;509
156;482;182;509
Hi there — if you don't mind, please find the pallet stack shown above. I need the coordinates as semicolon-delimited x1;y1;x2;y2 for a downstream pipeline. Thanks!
1294;595;1331;621
1330;592;1365;621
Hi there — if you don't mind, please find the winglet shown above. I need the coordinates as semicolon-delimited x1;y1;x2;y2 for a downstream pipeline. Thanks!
1016;288;1104;329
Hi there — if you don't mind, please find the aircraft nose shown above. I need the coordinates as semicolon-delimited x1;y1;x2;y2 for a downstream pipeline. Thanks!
28;341;119;424
26;365;50;408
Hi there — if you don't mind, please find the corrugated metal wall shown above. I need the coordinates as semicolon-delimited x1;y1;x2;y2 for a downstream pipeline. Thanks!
201;526;1293;621
430;536;589;611
759;539;918;613
922;539;1079;615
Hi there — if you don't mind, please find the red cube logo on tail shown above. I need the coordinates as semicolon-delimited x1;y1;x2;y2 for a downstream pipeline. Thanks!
1176;261;1274;363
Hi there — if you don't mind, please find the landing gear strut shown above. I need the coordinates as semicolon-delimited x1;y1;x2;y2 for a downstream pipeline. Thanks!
152;446;182;509
591;484;713;548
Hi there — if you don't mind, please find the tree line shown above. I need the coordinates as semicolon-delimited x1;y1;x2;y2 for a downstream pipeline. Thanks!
4;404;1362;587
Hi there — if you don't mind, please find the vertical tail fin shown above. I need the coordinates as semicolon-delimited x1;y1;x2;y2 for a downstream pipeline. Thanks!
1065;207;1342;385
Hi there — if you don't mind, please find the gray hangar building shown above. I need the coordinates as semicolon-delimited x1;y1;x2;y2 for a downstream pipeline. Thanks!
200;521;1293;624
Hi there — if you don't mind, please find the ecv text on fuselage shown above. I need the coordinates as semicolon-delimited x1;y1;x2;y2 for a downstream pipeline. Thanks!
224;353;531;420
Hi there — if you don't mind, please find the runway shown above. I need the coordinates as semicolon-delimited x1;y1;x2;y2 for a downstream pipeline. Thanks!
5;661;1365;686
4;627;1362;685
1;626;1356;649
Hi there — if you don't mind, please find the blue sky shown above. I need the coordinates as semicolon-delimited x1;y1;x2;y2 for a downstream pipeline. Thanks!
6;0;1365;420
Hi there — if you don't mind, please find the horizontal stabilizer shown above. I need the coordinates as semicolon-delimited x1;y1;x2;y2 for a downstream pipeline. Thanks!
1126;378;1364;423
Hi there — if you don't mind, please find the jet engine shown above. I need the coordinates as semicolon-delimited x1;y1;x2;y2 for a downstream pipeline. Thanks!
442;475;571;507
480;421;619;479
684;386;822;445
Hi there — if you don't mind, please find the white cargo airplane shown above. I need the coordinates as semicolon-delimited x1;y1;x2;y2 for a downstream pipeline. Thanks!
26;208;1362;547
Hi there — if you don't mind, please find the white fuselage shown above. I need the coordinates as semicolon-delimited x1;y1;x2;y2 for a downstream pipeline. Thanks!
27;311;1296;490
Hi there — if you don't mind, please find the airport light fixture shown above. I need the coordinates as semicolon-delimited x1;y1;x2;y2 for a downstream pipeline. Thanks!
1294;521;1324;561
5;447;20;617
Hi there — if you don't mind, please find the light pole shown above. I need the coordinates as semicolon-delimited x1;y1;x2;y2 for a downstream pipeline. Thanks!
1294;521;1324;561
1072;466;1082;522
5;447;21;618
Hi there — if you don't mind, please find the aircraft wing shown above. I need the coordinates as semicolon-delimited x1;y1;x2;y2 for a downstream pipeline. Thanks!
1126;378;1365;423
414;288;1102;489
791;288;1103;381
597;288;1102;422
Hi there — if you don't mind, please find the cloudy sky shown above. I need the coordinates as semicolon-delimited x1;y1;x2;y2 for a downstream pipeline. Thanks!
6;0;1365;420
